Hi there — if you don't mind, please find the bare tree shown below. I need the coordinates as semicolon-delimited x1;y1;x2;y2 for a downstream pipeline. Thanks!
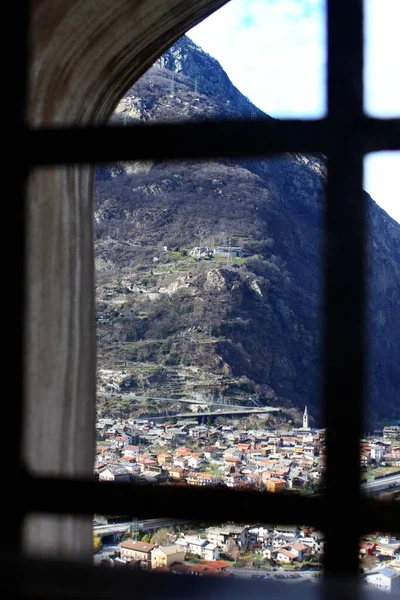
226;538;240;562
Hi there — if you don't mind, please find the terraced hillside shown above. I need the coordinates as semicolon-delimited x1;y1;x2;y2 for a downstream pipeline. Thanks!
95;36;400;428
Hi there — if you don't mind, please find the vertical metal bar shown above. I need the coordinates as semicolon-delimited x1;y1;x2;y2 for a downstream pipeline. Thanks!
8;0;29;553
324;0;364;583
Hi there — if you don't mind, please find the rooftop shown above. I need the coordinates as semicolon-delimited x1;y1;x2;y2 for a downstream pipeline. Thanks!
157;545;184;556
120;540;155;552
380;567;400;578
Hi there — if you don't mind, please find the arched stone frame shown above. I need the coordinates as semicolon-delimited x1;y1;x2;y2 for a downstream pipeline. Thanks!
24;0;229;560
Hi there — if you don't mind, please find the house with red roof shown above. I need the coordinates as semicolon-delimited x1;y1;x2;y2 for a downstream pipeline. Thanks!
187;565;218;577
114;435;129;447
203;560;229;571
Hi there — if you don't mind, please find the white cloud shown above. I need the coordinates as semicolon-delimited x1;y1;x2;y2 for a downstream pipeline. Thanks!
364;0;400;117
364;152;400;223
188;0;326;118
187;0;399;222
363;0;399;222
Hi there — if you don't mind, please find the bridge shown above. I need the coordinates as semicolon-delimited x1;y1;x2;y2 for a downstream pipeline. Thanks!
361;473;400;495
148;407;280;423
93;518;191;542
100;392;206;405
100;391;274;411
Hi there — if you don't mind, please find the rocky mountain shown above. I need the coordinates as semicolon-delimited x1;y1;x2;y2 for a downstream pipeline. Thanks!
94;35;400;428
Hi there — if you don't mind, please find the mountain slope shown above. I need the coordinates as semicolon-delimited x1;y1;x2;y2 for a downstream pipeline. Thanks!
95;36;400;428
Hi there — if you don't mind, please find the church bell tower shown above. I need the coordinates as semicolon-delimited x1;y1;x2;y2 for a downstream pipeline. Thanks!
303;405;309;430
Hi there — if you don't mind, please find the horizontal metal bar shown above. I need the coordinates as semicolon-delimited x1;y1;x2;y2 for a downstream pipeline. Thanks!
24;474;400;533
26;474;324;528
360;497;400;534
28;117;400;165
362;118;400;152
29;119;329;164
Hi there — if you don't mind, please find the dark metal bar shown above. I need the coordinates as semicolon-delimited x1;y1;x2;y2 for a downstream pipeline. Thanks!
360;498;400;534
8;0;29;556
23;473;400;533
27;117;400;165
362;118;400;152
29;119;329;164
324;0;364;582
328;1;363;121
24;473;324;529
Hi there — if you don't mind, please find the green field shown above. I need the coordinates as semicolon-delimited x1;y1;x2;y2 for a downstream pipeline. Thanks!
372;466;400;478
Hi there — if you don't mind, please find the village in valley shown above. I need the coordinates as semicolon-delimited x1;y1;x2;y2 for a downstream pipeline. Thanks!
94;402;400;591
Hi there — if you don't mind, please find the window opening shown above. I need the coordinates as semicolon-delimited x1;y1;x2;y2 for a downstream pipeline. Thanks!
13;0;400;597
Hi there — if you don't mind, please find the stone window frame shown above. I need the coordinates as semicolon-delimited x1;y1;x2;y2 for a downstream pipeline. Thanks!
9;1;400;597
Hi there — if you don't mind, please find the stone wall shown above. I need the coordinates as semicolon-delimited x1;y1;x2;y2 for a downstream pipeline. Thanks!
24;0;229;560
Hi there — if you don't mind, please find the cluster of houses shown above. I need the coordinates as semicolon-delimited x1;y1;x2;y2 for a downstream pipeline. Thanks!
95;409;328;491
94;412;400;588
360;430;400;466
174;523;324;566
95;411;400;491
109;538;233;577
99;525;400;589
101;523;325;574
359;535;400;594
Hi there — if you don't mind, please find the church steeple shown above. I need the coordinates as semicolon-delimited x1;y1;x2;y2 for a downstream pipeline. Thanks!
303;405;309;430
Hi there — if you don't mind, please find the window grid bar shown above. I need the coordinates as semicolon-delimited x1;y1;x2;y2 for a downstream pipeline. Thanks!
25;472;325;529
15;0;400;594
324;0;364;582
28;116;400;166
24;473;400;533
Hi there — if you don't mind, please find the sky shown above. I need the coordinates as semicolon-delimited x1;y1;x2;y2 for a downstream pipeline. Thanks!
187;0;400;223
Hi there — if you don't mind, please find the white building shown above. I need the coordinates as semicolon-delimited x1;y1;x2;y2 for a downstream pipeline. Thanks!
176;536;219;561
213;246;243;257
370;445;383;461
98;464;131;482
207;526;247;549
303;406;310;431
365;568;400;594
202;543;220;561
187;455;203;469
273;549;296;564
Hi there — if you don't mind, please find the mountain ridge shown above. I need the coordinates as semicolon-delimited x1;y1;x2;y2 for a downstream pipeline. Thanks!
95;35;400;428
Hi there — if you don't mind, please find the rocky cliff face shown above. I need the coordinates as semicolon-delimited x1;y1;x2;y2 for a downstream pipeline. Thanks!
367;200;400;425
95;36;400;428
